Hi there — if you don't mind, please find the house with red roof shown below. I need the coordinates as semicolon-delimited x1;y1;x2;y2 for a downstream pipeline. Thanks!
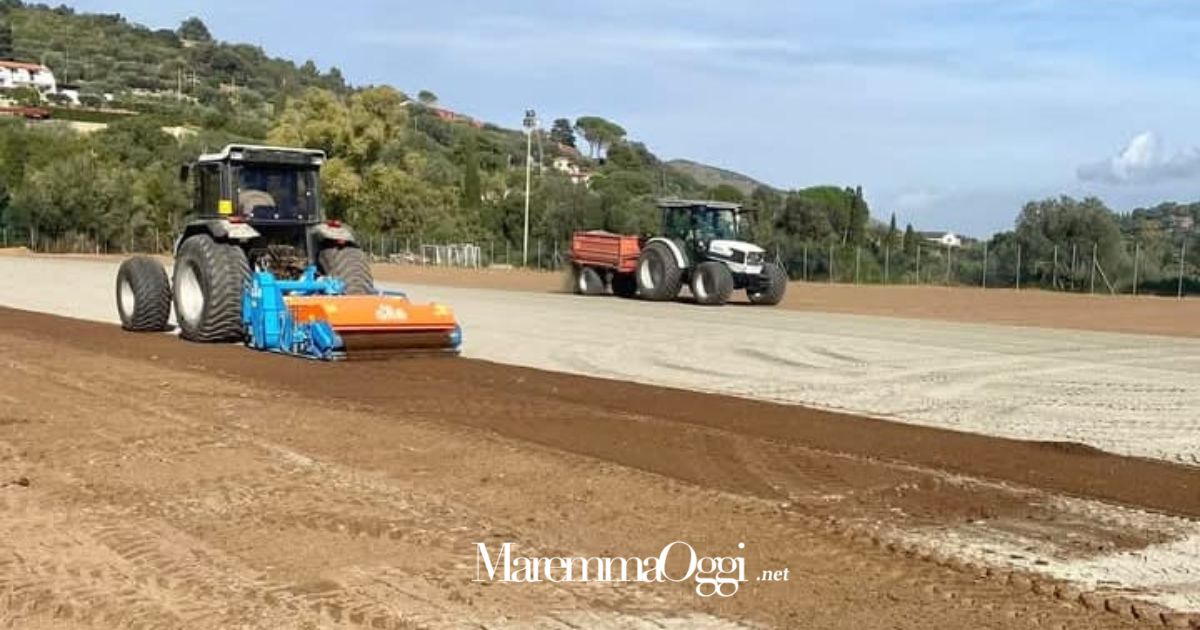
0;60;58;95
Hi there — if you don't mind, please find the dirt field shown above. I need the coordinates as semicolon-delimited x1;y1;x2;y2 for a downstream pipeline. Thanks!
2;307;1192;628
3;255;1199;466
373;265;1200;339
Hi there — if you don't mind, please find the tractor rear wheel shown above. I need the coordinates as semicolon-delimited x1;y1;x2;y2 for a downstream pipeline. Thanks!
636;241;683;301
573;265;605;295
611;272;638;298
748;262;788;305
116;256;171;332
173;234;250;342
691;261;734;306
319;245;374;294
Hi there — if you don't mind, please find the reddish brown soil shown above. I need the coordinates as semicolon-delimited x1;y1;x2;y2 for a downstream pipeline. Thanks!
374;265;1200;339
0;307;1190;627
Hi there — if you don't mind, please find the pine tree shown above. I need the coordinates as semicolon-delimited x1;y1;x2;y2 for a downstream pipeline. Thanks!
887;212;898;247
903;223;917;256
549;118;575;148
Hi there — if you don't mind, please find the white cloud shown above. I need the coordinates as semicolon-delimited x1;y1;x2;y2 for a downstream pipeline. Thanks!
1077;131;1200;184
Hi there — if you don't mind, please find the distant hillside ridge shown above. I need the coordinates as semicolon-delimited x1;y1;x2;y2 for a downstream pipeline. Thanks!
665;159;776;197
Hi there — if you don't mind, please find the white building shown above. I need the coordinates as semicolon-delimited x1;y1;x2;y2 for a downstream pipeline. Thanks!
920;231;963;248
0;61;58;95
551;156;592;186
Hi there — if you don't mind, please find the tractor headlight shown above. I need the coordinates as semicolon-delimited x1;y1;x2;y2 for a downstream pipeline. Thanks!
746;251;765;266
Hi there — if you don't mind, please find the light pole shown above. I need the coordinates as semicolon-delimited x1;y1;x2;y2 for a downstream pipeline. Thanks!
522;109;538;267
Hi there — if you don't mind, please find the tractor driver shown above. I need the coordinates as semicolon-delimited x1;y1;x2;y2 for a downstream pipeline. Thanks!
696;208;735;243
238;169;277;218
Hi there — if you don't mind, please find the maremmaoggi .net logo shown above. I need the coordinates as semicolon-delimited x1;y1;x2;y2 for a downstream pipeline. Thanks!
474;541;788;598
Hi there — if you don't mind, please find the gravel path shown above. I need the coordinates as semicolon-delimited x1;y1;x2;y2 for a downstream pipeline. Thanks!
3;255;1198;464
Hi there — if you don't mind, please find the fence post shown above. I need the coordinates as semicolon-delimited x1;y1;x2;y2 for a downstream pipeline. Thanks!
829;243;834;284
982;240;988;288
915;242;921;284
1016;243;1022;290
537;239;542;270
1090;243;1097;295
854;246;861;285
803;244;808;281
1052;245;1058;289
1133;241;1140;296
1180;241;1188;300
1070;243;1077;289
884;244;890;284
945;244;951;285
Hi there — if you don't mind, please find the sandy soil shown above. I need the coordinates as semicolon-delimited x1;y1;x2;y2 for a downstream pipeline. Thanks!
0;307;1187;628
372;265;1200;339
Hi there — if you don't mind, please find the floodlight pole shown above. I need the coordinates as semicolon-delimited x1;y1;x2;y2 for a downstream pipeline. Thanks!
522;109;538;267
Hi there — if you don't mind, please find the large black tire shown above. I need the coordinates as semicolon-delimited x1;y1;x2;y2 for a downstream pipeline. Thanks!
636;241;683;301
748;262;788;306
319;245;375;295
611;272;638;298
173;235;250;342
116;256;171;332
573;265;605;295
691;261;734;306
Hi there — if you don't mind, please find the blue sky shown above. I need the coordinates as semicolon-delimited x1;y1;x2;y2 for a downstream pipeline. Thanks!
67;0;1200;235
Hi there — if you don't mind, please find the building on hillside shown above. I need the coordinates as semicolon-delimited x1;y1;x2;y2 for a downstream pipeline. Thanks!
0;61;58;95
919;231;963;248
551;156;593;186
1171;215;1195;232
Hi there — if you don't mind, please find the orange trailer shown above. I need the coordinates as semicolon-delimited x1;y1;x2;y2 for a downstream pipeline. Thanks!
569;230;642;297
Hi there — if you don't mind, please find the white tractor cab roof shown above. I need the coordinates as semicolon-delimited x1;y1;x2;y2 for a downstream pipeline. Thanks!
195;144;326;167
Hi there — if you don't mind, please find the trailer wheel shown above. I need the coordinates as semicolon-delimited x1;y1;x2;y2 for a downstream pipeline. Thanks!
573;266;605;295
174;235;250;342
691;261;734;306
611;273;638;298
748;262;788;306
319;245;375;294
116;256;171;332
636;241;683;301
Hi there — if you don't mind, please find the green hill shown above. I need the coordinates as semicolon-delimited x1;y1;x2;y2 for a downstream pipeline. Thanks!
666;159;775;197
1;2;347;136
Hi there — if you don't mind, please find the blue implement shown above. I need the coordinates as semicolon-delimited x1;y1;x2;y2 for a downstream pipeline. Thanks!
241;266;347;360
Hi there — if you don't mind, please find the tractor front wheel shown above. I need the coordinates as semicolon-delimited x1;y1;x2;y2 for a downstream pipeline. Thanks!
173;234;250;342
748;262;788;305
691;261;734;306
116;256;172;332
319;245;375;294
636;242;683;301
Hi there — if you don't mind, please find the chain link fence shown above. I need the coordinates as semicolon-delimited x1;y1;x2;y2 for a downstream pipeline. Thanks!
770;238;1197;298
4;224;1196;297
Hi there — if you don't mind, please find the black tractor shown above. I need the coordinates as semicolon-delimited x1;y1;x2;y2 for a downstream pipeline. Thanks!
115;144;374;340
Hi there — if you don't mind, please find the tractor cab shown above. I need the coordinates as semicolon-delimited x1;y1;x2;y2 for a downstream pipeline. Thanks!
657;199;765;272
660;200;745;246
185;145;325;225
